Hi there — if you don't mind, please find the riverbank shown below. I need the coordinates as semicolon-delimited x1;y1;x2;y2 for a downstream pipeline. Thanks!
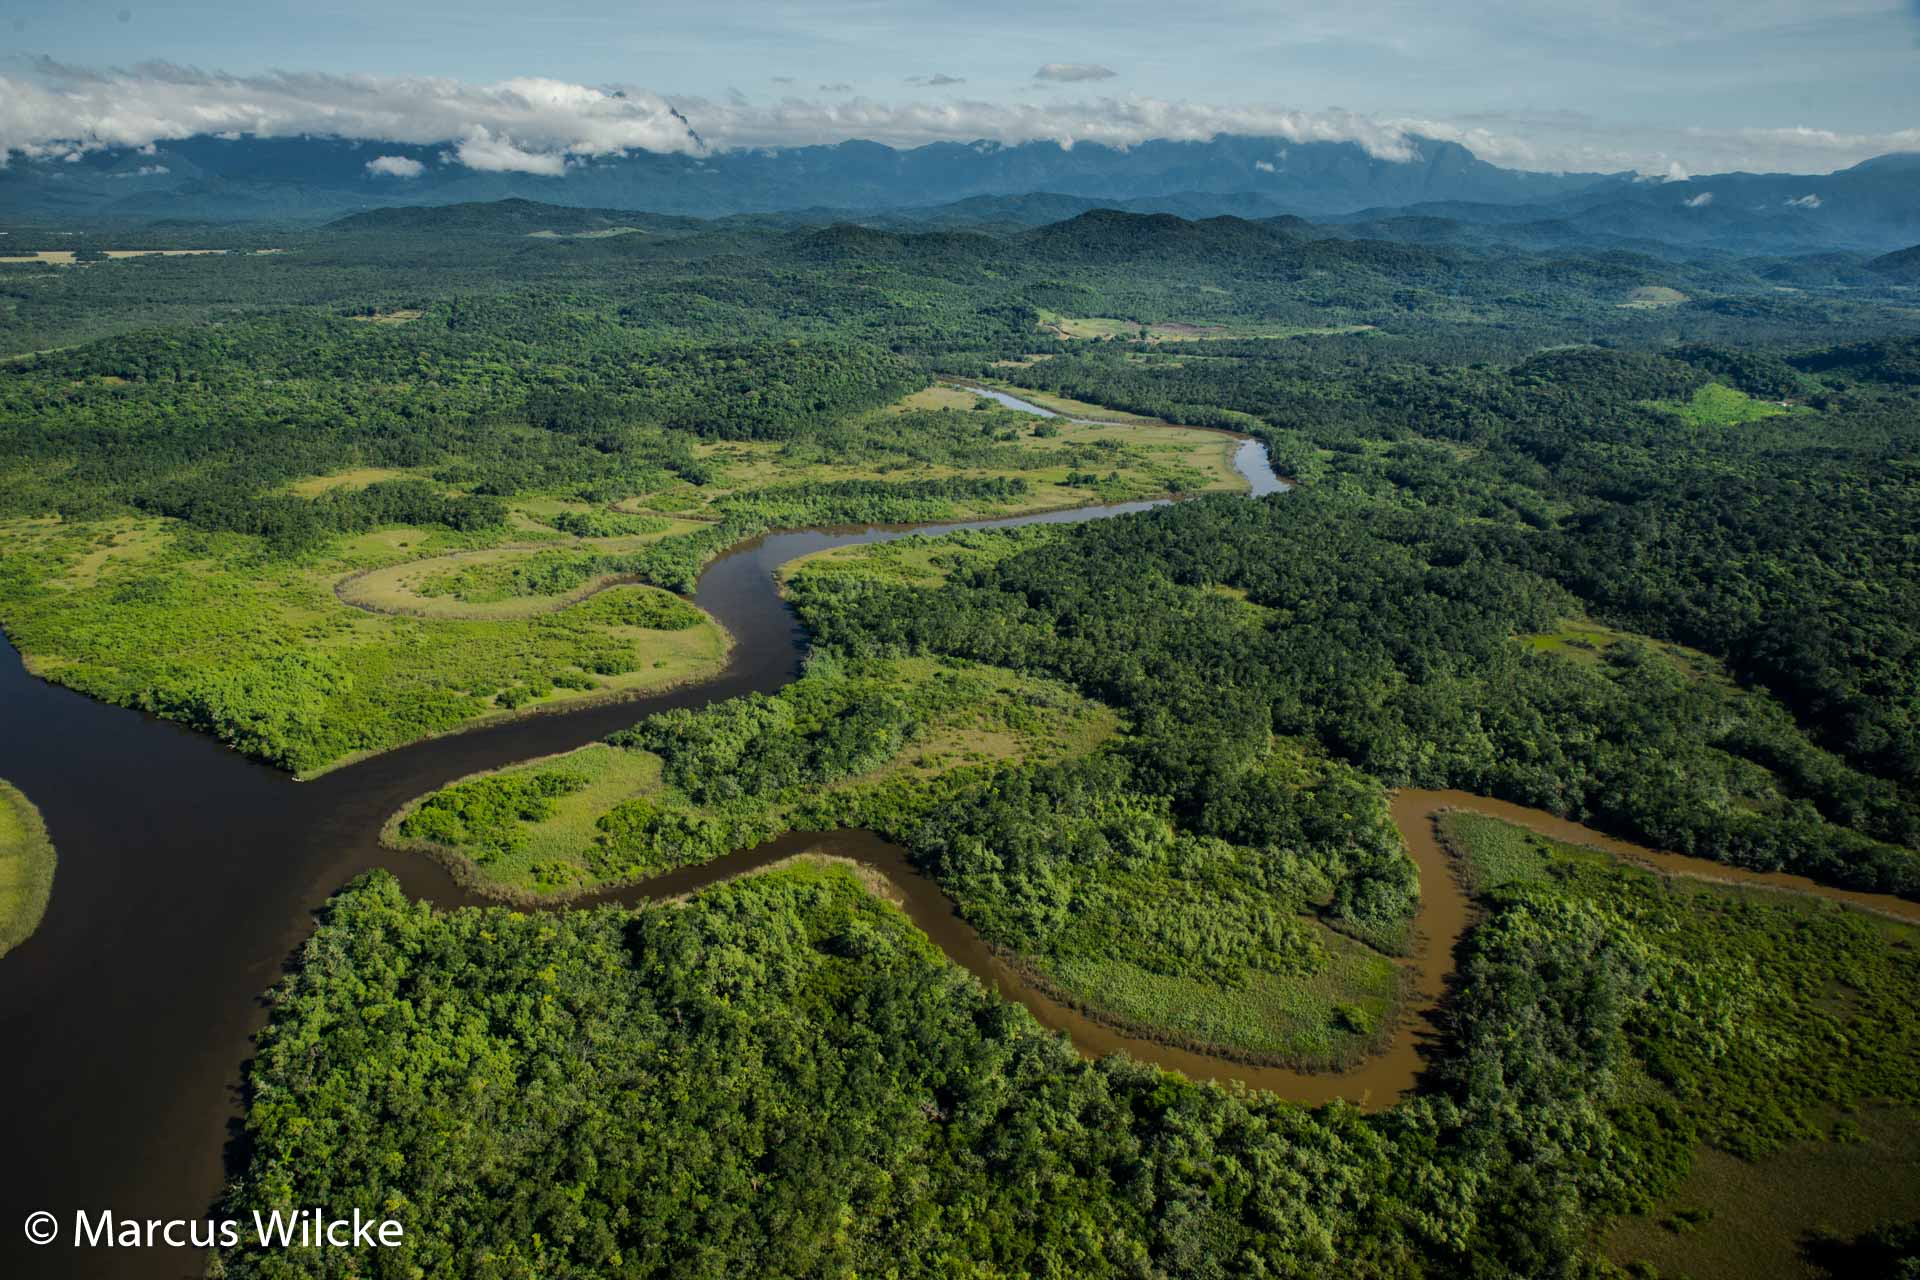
0;780;55;958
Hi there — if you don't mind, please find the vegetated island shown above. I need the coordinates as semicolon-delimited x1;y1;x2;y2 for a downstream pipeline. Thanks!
0;779;55;957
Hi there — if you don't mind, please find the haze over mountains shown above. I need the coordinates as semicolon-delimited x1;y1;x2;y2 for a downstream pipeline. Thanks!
6;132;1918;254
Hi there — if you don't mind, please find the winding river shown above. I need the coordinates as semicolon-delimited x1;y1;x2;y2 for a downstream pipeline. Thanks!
1;390;1911;1279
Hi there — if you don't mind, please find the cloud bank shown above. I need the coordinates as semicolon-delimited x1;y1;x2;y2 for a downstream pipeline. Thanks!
674;94;1433;159
0;60;703;173
1;59;1911;178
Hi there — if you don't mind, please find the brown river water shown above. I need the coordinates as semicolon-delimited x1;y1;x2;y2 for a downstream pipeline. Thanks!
1;396;1911;1278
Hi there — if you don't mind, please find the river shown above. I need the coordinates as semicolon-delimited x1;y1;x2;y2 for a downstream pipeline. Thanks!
0;392;1281;1278
2;392;1911;1279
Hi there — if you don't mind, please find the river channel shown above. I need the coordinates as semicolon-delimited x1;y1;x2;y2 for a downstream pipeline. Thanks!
2;390;1911;1278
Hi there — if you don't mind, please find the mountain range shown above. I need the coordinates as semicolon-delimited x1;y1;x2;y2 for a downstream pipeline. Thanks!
4;132;1918;254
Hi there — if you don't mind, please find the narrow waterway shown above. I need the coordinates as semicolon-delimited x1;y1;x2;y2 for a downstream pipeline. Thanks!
4;389;1913;1279
947;380;1291;499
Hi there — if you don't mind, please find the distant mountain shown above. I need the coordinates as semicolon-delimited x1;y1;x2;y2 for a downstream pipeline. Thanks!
1315;156;1920;254
5;133;1914;254
0;133;1605;225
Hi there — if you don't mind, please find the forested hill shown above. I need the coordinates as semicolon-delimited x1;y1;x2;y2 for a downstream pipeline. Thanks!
1870;243;1920;279
327;198;704;237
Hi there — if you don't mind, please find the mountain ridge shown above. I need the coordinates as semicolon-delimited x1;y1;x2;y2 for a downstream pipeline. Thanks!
5;132;1916;253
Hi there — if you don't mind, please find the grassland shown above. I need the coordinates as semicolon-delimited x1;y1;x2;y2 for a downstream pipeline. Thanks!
1649;381;1796;426
336;524;708;619
1036;309;1376;342
0;514;733;777
1518;616;1734;684
1439;811;1614;895
283;466;432;497
1618;285;1691;308
777;526;1064;591
1035;922;1401;1066
1438;810;1920;1279
385;655;1122;899
1604;1105;1920;1280
343;309;425;324
0;780;56;958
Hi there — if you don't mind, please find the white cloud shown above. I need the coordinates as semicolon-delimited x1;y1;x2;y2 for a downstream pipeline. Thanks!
1785;193;1822;208
451;126;567;175
0;61;702;169
0;59;1911;179
907;74;966;87
364;154;425;178
1035;64;1118;83
1684;191;1714;207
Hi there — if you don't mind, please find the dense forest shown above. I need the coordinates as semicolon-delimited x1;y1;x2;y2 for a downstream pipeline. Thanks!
216;824;1919;1277
4;206;1919;1276
791;483;1919;897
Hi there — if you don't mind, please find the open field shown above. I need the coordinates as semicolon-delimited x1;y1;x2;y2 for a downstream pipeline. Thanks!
0;780;55;958
283;466;435;497
100;249;229;258
1605;1105;1920;1280
1519;616;1735;684
1036;921;1401;1066
1649;381;1797;426
526;227;648;239
343;309;425;324
778;526;1063;591
1618;285;1691;308
1037;310;1377;342
1;249;255;265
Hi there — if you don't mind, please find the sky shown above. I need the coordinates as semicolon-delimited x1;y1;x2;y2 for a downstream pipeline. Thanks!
2;0;1918;176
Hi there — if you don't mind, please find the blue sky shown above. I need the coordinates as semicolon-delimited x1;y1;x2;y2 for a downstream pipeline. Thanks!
3;0;1917;174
